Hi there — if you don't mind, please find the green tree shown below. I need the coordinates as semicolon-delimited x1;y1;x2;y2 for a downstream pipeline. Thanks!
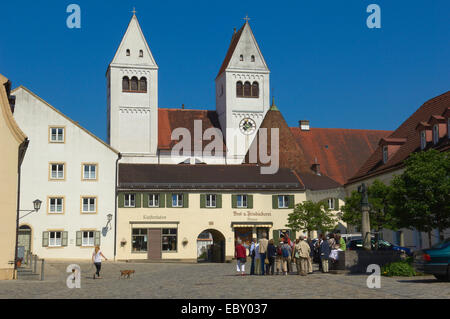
286;200;337;237
390;149;450;246
340;180;397;235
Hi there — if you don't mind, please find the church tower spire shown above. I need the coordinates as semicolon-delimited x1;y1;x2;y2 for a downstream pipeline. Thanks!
107;12;159;160
215;18;270;163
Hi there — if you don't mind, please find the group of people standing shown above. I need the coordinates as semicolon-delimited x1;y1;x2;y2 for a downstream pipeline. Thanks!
234;232;346;276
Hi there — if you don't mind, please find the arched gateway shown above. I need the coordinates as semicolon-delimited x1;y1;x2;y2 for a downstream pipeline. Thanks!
196;229;226;263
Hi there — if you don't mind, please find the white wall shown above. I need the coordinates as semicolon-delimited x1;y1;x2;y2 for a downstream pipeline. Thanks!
13;88;118;260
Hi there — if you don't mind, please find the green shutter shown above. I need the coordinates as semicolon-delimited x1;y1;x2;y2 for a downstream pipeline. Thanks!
118;193;124;208
288;195;295;209
135;193;141;208
335;198;339;210
94;231;101;246
272;195;278;209
200;194;206;208
216;194;222;209
159;193;165;208
232;195;237;208
166;193;172;208
62;231;68;247
183;193;189;208
273;230;279;246
76;231;82;246
42;231;49;247
247;195;253;209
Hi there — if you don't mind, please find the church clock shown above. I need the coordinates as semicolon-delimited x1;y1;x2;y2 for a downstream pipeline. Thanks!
239;118;256;135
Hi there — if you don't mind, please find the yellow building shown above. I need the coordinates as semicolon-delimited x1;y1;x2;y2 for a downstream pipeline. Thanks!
0;74;28;280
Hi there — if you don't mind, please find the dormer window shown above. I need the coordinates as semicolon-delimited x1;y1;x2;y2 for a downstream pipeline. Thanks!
126;49;130;56
420;130;427;150
139;50;143;57
433;124;439;144
382;146;388;164
251;55;255;62
240;55;244;61
448;118;450;138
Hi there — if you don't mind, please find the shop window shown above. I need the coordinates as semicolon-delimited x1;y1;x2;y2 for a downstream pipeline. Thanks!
162;228;177;251
132;228;148;252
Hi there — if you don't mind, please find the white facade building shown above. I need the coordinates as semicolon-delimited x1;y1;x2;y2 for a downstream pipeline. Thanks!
13;87;120;260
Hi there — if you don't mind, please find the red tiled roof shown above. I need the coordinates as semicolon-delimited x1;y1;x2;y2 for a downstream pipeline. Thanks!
347;91;450;184
158;108;225;152
290;127;391;185
216;22;246;79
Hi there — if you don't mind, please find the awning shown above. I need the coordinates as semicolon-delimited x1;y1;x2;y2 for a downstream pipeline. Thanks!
231;222;273;228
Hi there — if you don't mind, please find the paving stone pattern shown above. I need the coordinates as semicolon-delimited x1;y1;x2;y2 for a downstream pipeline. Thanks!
0;261;449;299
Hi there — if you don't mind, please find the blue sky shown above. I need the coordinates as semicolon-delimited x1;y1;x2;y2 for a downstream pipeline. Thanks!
0;0;449;141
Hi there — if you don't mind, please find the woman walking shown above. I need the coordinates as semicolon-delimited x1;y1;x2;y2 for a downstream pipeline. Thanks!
92;245;108;279
266;239;277;275
235;240;247;276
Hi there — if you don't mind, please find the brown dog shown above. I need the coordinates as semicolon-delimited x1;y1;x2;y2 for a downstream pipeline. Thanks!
119;270;135;279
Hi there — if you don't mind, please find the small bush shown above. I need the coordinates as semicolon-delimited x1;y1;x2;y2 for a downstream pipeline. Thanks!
381;260;417;277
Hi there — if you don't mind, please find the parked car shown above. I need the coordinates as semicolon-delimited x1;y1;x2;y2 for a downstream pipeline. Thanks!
347;238;412;256
413;238;450;281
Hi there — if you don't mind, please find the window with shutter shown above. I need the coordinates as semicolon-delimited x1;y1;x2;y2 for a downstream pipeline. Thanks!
94;231;101;246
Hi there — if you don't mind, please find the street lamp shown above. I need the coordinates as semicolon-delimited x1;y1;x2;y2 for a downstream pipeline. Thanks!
19;199;42;219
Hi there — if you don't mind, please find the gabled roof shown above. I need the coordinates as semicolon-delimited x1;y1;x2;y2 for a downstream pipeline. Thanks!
158;108;225;152
347;90;450;185
109;14;158;68
216;21;269;79
291;127;391;185
0;74;27;144
11;86;119;154
118;164;305;191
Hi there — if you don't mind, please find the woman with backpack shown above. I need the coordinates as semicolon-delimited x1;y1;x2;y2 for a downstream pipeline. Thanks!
281;239;292;276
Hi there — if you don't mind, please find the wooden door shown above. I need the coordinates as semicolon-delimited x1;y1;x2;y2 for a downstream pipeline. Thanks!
147;228;162;260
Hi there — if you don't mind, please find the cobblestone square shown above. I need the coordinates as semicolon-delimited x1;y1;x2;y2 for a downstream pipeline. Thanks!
0;261;449;299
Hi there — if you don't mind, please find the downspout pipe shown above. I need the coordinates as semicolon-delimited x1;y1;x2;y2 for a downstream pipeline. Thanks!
14;138;29;278
114;152;122;261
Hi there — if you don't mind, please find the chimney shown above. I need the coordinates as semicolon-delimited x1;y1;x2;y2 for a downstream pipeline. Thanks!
299;120;310;131
311;157;321;175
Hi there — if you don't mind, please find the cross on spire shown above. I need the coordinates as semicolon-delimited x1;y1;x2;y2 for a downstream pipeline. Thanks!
243;14;250;23
131;7;137;15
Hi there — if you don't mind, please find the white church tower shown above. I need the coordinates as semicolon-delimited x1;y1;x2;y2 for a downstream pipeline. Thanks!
107;12;158;162
215;19;270;164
